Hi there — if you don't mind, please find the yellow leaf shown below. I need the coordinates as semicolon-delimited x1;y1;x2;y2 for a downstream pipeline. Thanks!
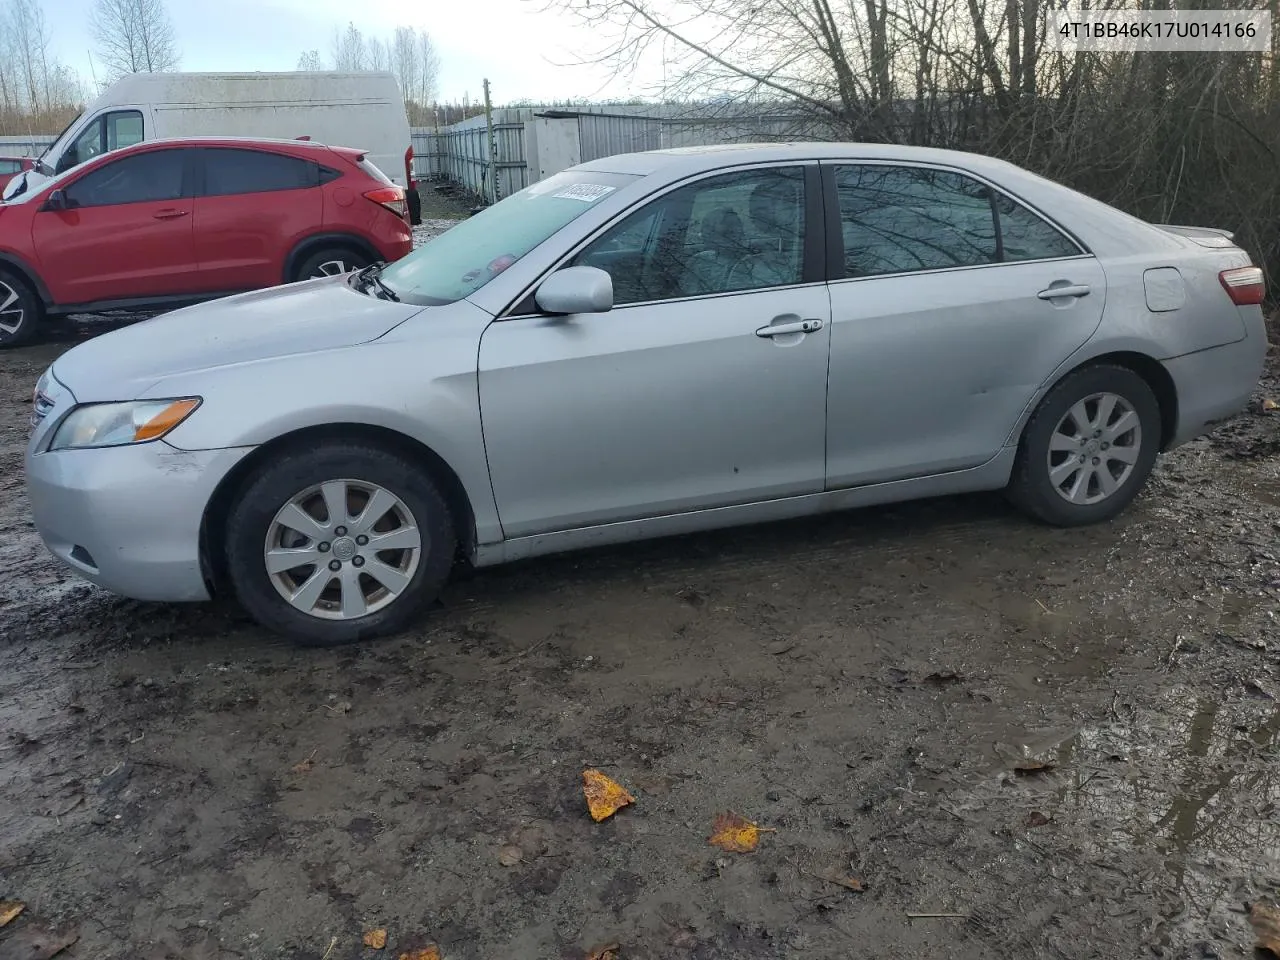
397;948;441;960
1252;902;1280;956
586;942;620;960
1264;398;1279;411
363;928;388;949
0;901;24;928
708;811;761;853
582;769;635;822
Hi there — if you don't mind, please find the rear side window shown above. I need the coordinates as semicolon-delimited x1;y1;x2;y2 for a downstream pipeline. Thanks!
994;194;1082;261
64;149;185;208
0;159;21;174
834;165;997;278
201;148;318;197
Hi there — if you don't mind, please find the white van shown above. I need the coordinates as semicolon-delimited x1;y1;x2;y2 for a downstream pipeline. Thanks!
3;70;422;222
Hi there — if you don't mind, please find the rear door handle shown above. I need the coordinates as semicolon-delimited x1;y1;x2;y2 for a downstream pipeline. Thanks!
756;318;824;338
153;209;189;220
1037;283;1091;300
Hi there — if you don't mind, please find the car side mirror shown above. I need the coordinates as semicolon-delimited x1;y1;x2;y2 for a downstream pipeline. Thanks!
535;265;613;316
41;189;68;212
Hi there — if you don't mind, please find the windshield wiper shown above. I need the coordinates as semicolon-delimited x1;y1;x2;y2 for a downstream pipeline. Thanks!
354;262;400;302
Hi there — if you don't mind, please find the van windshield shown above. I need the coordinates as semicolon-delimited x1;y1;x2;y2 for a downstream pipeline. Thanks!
377;170;639;306
38;111;81;167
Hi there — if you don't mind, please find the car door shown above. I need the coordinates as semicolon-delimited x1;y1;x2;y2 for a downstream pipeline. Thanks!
822;161;1106;489
32;147;197;306
477;164;832;539
191;147;324;292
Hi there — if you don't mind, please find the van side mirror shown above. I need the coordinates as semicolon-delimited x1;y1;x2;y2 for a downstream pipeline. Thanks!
535;266;613;316
41;189;68;212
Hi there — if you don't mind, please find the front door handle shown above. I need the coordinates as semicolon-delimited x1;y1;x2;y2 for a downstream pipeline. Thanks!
153;208;189;220
1037;283;1091;300
756;317;824;338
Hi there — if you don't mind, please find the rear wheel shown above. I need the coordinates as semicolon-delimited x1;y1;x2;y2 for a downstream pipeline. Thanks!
0;269;42;348
1007;364;1161;526
292;248;370;283
408;188;422;226
224;443;456;646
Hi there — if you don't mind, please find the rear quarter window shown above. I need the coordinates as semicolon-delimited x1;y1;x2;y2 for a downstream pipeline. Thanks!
201;148;319;196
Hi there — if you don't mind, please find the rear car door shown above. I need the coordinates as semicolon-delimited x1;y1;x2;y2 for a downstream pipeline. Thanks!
822;161;1106;488
478;164;832;538
32;147;197;306
191;147;324;292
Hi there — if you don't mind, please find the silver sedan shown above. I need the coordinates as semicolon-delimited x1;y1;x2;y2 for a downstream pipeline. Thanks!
25;143;1268;645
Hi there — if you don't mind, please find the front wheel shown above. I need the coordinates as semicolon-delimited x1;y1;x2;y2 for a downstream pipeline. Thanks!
0;269;43;348
224;444;456;646
1007;364;1162;527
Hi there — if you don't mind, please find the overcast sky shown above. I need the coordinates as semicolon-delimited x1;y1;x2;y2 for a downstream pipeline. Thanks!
48;0;657;104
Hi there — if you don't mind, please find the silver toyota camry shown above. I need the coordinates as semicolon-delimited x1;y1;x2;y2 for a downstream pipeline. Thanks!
25;143;1268;645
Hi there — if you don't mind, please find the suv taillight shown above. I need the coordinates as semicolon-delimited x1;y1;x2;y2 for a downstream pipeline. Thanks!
365;186;408;221
1220;266;1265;306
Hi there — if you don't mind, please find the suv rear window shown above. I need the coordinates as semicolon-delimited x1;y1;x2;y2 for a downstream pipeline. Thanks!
356;156;393;185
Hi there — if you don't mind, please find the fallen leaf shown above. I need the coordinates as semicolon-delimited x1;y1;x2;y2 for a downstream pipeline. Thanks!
1246;678;1277;701
586;943;620;960
708;811;762;853
1024;811;1051;828
397;949;441;960
582;769;635;822
4;925;80;960
363;929;388;949
1013;760;1056;776
1251;901;1280;956
814;868;864;892
497;844;523;867
0;900;24;927
329;701;353;714
291;758;314;774
1263;398;1279;412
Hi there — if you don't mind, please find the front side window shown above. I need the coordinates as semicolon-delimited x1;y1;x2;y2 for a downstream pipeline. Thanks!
378;170;639;306
64;150;184;208
201;148;317;196
60;110;144;172
575;166;807;306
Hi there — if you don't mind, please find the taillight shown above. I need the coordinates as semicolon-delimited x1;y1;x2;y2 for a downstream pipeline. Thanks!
404;145;415;191
1219;266;1265;306
364;186;408;221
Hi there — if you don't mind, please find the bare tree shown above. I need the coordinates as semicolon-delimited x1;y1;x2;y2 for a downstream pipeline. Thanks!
331;22;366;70
297;49;323;71
0;0;83;134
366;36;388;71
91;0;179;78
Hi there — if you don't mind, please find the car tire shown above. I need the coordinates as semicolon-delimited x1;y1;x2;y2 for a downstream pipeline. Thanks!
224;443;456;647
292;248;370;283
1007;364;1162;527
408;188;422;226
0;268;43;349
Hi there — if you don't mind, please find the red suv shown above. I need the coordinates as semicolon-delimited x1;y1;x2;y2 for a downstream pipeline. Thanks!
0;155;34;194
0;137;413;347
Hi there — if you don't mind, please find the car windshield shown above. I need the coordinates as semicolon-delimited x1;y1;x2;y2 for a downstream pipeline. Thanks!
377;170;639;305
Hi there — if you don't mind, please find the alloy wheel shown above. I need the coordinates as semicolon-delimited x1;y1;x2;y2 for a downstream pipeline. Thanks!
264;479;424;620
310;259;351;278
1046;392;1143;505
0;279;25;338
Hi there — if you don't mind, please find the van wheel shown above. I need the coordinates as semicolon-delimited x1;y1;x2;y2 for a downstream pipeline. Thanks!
293;248;370;282
0;269;43;349
224;443;456;646
1007;364;1161;527
408;188;422;226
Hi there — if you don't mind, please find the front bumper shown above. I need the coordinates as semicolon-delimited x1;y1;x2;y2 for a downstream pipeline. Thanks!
25;440;252;602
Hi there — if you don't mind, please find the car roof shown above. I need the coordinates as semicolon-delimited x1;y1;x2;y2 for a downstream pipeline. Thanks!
117;136;353;154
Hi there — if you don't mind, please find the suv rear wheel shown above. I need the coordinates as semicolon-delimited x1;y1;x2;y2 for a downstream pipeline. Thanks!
293;248;370;283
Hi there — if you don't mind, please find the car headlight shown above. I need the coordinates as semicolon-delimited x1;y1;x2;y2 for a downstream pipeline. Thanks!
49;398;202;451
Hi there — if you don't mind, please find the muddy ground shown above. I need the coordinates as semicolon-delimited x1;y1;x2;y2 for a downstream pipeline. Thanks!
3;218;1280;958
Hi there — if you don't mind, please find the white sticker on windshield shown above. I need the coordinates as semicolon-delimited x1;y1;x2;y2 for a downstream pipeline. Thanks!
552;183;616;203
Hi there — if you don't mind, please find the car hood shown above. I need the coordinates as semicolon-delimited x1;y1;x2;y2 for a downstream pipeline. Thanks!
52;276;424;402
1;167;47;201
